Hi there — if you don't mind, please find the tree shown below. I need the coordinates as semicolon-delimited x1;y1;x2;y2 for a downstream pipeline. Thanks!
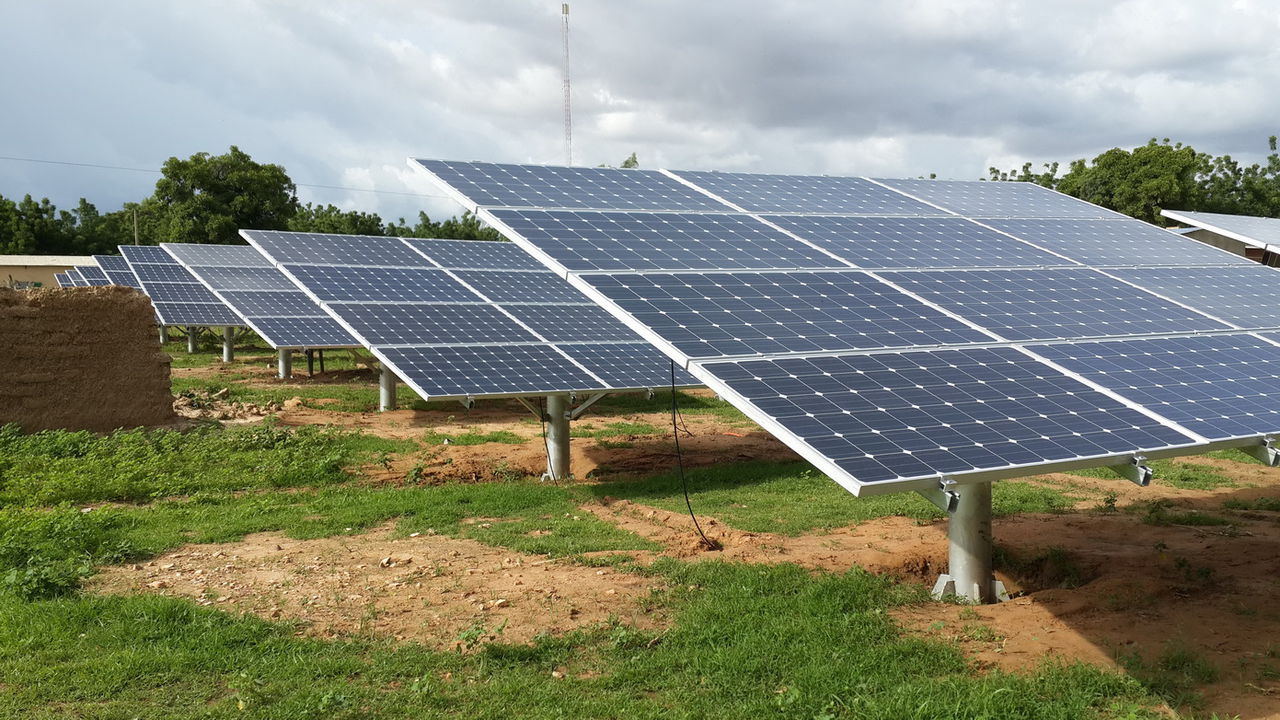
148;146;298;244
288;203;387;236
386;210;502;241
620;152;639;169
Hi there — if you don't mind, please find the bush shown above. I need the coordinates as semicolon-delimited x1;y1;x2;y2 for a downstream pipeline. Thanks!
0;505;139;600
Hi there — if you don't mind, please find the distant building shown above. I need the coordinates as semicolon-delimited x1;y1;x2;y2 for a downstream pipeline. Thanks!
1161;210;1280;267
0;255;96;288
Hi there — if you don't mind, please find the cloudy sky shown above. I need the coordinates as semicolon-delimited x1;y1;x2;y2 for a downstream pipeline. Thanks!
2;1;1277;221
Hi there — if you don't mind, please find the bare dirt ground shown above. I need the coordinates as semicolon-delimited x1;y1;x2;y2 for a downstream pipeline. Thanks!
143;365;1280;716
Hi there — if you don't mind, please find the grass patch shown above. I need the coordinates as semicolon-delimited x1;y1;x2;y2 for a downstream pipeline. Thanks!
0;421;413;507
1066;458;1236;490
592;462;1076;535
1117;640;1218;710
591;391;752;424
571;421;661;439
171;377;424;413
0;561;1164;718
422;430;524;446
1223;496;1280;512
1132;500;1232;527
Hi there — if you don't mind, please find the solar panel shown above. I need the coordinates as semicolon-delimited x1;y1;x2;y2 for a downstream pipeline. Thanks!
120;245;243;327
240;230;431;266
162;243;358;349
875;178;1116;219
420;159;1280;495
486;209;845;272
54;272;72;287
93;255;132;272
413;159;730;212
1127;266;1280;329
243;230;698;400
64;269;85;286
767;215;1067;269
984;218;1249;267
76;266;111;286
1161;210;1280;251
881;268;1229;341
1032;334;1280;441
669;170;942;215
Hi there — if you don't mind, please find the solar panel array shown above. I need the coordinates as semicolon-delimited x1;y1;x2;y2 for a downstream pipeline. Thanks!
75;265;111;286
162;243;357;349
119;245;242;327
243;230;697;401
64;268;86;286
416;159;1280;495
92;255;143;288
54;271;73;287
1162;209;1280;252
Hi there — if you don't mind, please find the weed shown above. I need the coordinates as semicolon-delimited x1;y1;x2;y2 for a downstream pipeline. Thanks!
1224;497;1280;512
1096;492;1119;513
422;430;524;446
1135;499;1231;527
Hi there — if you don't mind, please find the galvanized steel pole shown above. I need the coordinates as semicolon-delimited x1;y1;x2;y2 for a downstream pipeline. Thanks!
379;364;397;412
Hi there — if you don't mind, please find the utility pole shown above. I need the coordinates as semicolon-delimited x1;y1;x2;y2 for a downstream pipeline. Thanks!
132;209;139;243
561;3;572;165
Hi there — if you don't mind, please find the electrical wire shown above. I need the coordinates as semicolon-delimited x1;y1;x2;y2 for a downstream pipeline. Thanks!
671;360;716;549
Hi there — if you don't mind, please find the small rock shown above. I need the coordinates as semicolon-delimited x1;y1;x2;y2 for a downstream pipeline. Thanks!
551;670;565;679
147;580;170;589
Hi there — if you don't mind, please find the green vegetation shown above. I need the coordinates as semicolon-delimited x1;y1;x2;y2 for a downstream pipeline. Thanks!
0;422;411;506
593;462;1076;535
1066;458;1236;491
422;430;524;446
172;377;425;413
1223;496;1280;512
0;561;1163;718
591;391;751;424
1116;641;1219;710
1132;500;1232;527
571;421;661;439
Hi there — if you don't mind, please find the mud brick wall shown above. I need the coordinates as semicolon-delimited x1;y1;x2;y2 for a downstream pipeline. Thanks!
0;286;175;431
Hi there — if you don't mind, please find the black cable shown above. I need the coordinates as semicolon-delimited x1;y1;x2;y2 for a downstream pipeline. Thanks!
671;360;716;549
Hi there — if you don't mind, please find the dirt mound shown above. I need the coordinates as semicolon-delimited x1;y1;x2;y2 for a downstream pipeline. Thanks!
0;286;174;431
89;524;665;649
172;387;281;422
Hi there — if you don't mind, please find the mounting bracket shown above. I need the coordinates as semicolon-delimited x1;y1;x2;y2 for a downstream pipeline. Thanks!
458;396;476;410
916;478;960;513
1108;455;1153;486
516;397;542;419
570;392;609;420
645;388;656;401
1244;435;1280;467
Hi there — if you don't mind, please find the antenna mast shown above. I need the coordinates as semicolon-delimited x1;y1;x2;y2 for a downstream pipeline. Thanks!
561;3;572;165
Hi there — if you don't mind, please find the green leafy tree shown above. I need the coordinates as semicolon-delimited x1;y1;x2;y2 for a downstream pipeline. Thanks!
288;203;387;236
386;210;502;241
148;146;298;244
620;152;639;169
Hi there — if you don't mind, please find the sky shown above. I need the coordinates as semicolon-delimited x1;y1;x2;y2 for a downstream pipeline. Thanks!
2;0;1278;222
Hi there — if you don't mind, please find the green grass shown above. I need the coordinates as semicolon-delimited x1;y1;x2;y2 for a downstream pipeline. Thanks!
571;421;662;439
1116;641;1218;710
590;391;752;424
172;377;425;413
1223;496;1280;512
0;560;1164;719
1066;458;1236;490
0;422;413;507
422;430;525;446
592;461;1077;535
1132;500;1232;527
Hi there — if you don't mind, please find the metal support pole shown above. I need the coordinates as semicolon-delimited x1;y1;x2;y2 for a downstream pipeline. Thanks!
379;365;397;412
222;326;234;363
186;327;198;354
932;482;1007;604
277;349;292;379
159;326;169;344
544;393;571;481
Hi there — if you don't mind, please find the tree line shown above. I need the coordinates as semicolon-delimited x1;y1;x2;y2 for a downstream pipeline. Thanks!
989;136;1280;225
0;146;498;255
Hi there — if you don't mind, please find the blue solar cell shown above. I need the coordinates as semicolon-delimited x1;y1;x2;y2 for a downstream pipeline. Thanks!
195;266;299;291
76;266;111;285
562;342;699;388
250;317;357;348
1031;334;1280;440
504;304;636;342
104;271;142;288
672;170;941;215
882;268;1229;341
767;215;1065;269
985;218;1248;267
54;272;72;287
216;290;325;317
153;302;242;326
93;255;132;272
332;304;539;346
415;159;730;211
706;346;1195;484
133;263;198;283
1127;266;1280;329
403;239;537;270
586;270;992;358
282;265;476;303
119;245;173;263
244;230;433;267
64;269;85;286
490;209;844;272
163;243;273;267
875;179;1114;218
452;270;587;304
144;282;224;304
378;345;604;398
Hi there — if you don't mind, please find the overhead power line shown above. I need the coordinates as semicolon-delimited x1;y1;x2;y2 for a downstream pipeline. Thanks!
0;154;452;201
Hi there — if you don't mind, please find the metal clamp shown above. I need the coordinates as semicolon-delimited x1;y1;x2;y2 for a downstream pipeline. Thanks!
916;477;960;513
1108;455;1152;486
1244;435;1280;467
458;396;476;410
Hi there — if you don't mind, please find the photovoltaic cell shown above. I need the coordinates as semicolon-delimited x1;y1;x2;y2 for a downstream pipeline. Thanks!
563;342;698;388
77;266;110;285
120;244;243;327
414;159;730;212
246;230;432;267
195;266;300;292
150;302;242;326
217;290;327;317
985;218;1248;267
875;178;1115;219
403;238;539;270
767;215;1065;269
377;345;604;398
144;281;225;304
281;265;476;303
64;269;85;286
1127;266;1280;329
704;347;1193;485
104;271;142;288
489;209;844;272
452;270;589;304
54;272;72;287
503;304;636;343
249;317;357;348
882;268;1229;341
1031;334;1280;440
335;304;539;346
586;271;992;357
134;263;200;283
670;170;942;215
93;255;132;272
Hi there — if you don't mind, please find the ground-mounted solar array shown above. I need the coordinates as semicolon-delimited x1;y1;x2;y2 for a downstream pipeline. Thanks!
162;243;357;349
54;271;73;287
119;244;242;327
416;159;1280;496
243;230;697;401
75;265;111;286
1162;209;1280;252
92;255;143;288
